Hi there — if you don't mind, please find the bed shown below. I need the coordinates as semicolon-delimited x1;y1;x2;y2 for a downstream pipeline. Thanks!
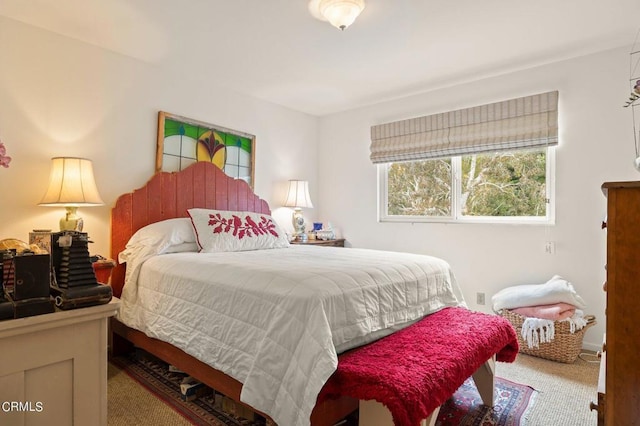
110;161;516;426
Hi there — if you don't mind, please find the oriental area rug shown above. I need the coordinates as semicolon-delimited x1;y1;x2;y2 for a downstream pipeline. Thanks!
110;351;537;426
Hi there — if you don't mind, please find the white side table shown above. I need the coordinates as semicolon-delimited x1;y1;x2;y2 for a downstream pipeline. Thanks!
0;298;119;426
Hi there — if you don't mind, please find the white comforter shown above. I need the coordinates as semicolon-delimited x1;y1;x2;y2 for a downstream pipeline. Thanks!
118;245;465;426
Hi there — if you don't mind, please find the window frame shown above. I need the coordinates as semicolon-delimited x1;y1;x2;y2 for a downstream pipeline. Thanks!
377;147;556;225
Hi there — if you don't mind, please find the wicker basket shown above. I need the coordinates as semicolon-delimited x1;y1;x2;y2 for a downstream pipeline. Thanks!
500;309;596;363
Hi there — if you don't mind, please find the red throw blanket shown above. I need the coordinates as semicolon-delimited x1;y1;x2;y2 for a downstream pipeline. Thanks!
319;307;519;426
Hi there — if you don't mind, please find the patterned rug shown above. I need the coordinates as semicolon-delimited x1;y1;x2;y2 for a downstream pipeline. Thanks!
436;377;537;426
110;351;536;426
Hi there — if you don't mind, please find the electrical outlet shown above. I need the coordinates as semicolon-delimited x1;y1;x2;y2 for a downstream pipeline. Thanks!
476;292;485;305
545;241;556;254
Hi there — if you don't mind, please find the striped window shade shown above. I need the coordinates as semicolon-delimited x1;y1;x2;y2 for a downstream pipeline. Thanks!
370;91;558;164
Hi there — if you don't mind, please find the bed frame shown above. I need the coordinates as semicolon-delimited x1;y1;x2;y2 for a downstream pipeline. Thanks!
110;161;358;425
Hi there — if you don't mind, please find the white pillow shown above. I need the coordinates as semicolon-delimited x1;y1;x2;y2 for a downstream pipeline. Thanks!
164;242;199;254
118;218;196;263
491;275;587;311
188;208;289;252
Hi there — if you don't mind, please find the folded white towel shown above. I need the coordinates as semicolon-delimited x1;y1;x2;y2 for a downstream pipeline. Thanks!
492;275;586;312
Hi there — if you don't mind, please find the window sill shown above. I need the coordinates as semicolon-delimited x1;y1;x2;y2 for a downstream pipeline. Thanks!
378;216;554;226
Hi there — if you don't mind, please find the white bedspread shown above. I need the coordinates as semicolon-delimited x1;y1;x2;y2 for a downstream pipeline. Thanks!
117;245;465;426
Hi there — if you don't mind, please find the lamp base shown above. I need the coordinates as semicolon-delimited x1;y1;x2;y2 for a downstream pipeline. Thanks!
60;207;84;232
292;207;307;239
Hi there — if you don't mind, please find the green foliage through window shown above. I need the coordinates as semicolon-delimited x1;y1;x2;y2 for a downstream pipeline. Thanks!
384;148;549;220
388;159;452;216
461;150;547;217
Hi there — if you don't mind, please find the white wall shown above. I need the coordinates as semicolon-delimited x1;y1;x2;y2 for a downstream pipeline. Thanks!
316;47;637;350
0;17;318;257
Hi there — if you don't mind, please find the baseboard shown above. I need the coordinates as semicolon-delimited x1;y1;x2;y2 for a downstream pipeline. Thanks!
582;342;601;353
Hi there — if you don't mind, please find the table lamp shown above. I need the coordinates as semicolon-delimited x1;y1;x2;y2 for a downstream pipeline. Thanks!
39;157;104;231
283;180;313;241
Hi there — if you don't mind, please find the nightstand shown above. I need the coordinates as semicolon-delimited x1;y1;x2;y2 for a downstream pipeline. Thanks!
0;299;119;425
291;238;345;247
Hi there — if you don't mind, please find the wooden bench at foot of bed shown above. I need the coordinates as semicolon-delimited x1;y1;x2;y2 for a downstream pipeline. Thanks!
320;306;519;426
359;356;495;426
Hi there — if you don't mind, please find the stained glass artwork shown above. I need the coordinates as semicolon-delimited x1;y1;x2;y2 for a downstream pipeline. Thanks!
157;111;255;187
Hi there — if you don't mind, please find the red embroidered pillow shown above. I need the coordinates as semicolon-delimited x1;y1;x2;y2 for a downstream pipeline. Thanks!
188;208;290;252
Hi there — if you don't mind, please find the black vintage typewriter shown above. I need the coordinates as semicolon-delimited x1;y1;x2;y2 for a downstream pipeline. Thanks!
50;231;112;310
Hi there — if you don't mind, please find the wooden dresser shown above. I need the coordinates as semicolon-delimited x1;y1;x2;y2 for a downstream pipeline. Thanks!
595;182;640;425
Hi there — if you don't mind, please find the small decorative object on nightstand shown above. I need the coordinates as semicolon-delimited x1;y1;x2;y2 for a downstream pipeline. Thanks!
316;229;336;240
92;257;116;285
29;229;52;253
291;238;345;247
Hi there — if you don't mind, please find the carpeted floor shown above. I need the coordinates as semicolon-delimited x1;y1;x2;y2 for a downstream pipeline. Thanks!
108;351;598;425
109;361;192;426
495;352;600;426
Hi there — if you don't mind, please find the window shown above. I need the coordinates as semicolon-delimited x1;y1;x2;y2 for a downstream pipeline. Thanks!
370;91;558;224
379;147;554;224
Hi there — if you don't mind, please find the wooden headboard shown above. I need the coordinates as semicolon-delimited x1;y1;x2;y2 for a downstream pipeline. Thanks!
110;161;271;298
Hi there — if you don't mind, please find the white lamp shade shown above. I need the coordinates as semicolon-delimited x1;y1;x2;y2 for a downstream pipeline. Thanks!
283;180;313;209
39;157;104;206
312;0;365;30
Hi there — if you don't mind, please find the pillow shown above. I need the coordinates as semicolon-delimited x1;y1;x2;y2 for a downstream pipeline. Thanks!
491;275;587;312
118;218;196;263
188;208;289;253
164;242;199;254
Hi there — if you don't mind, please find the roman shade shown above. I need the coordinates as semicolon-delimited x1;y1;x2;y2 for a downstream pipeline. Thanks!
370;91;558;164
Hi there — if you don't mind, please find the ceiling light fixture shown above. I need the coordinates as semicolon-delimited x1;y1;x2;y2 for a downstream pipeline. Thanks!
308;0;365;31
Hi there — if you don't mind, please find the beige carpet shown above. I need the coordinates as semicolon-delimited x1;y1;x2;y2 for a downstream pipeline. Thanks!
108;352;600;426
495;352;600;426
108;362;192;426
